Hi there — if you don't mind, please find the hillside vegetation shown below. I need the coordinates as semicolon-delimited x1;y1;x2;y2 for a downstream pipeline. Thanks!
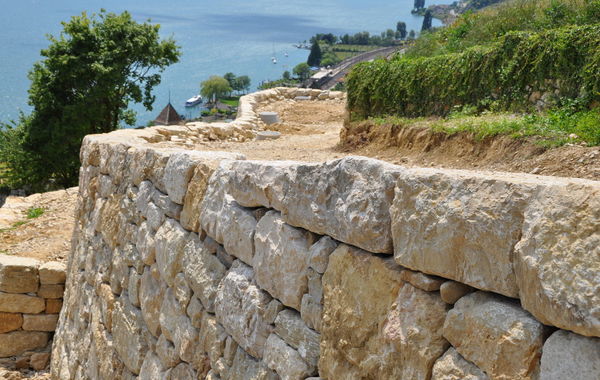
346;0;600;146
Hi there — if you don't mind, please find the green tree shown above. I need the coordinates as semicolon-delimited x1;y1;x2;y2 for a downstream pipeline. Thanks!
223;72;237;93
396;21;407;39
233;75;251;94
293;63;311;81
408;30;416;39
282;71;291;80
321;52;341;68
201;76;232;103
0;10;180;191
307;42;322;67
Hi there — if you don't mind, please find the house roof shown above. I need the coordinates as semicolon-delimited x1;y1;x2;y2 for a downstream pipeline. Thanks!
154;102;182;125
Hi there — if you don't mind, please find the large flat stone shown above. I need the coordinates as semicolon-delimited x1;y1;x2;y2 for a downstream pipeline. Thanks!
0;292;45;314
229;346;278;380
0;255;40;293
263;333;314;380
155;218;188;287
540;330;600;380
112;296;149;375
432;347;489;380
0;312;22;333
139;265;166;337
392;168;541;297
274;309;320;367
22;314;59;331
183;234;227;313
227;157;402;254
319;244;405;379
159;288;198;363
0;331;49;357
515;181;600;337
39;261;67;285
443;292;547;380
214;260;273;359
254;211;313;310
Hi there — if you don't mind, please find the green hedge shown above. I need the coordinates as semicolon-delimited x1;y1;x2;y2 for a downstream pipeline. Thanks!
347;24;600;119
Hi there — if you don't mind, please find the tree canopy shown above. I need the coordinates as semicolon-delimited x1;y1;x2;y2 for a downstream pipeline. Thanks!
0;10;180;191
307;42;322;67
201;76;232;103
293;63;311;81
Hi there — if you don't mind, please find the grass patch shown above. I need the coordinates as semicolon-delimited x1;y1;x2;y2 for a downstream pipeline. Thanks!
370;106;600;147
26;207;44;219
220;96;241;107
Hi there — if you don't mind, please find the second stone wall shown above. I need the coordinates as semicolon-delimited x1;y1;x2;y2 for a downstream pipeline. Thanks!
51;92;600;379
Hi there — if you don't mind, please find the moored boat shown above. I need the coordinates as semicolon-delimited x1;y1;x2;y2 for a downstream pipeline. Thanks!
185;95;203;107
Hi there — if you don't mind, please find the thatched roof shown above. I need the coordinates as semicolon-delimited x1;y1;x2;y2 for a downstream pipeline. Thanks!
154;103;183;125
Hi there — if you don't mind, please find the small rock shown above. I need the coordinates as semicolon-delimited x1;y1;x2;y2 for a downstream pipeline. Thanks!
30;352;50;371
440;281;474;304
38;261;67;285
37;284;64;299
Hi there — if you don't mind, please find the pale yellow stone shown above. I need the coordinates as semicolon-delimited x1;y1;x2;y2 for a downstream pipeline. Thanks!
0;331;49;357
0;255;40;294
0;292;45;314
22;314;59;331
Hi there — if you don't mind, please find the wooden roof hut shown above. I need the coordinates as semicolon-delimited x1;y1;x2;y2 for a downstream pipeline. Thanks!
154;102;183;125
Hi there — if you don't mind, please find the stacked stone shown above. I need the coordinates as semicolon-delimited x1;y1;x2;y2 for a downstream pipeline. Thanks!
0;256;66;371
52;93;599;380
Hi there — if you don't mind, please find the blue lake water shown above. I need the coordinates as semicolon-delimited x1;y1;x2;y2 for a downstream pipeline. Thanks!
0;0;450;126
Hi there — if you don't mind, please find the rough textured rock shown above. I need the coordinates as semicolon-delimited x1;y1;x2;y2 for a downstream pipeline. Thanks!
214;261;273;359
514;182;600;337
0;256;39;293
540;330;600;380
400;268;445;292
113;296;149;374
300;294;322;332
432;348;489;380
274;309;320;367
197;313;227;371
320;244;405;379
443;292;547;380
263;333;313;380
183;235;227;312
167;363;196;380
227;157;402;253
155;218;188;287
0;292;45;313
37;284;64;299
159;288;198;363
22;314;59;331
392;168;540;297
156;334;180;368
254;211;312;310
180;160;216;232
0;312;23;333
229;346;278;380
381;283;450;379
45;298;63;314
0;331;48;357
30;352;51;371
440;281;475;305
38;261;67;285
138;352;165;380
308;236;337;274
139;265;165;337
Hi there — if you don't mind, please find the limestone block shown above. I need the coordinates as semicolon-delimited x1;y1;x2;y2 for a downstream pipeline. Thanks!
440;281;474;305
136;222;156;265
0;312;23;333
135;180;154;217
109;247;128;295
308;236;337;274
254;211;313;310
400;268;445;292
0;255;39;293
540;330;600;380
146;202;165;232
174;272;191;309
392;168;544;297
300;294;322;332
99;194;126;249
98;283;115;332
128;268;141;308
159;288;198;363
113;296;149;374
432;348;489;380
274;309;320;367
37;284;64;299
200;164;257;265
45;298;63;314
264;299;284;325
514;182;600;337
180;161;215;232
319;244;404;379
38;261;66;285
155;218;188;287
198;313;227;370
443;292;547;380
22;314;59;331
228;157;402;253
152;188;182;219
183;235;227;312
229;346;279;380
0;331;48;357
186;296;204;329
167;363;196;380
139;265;166;337
30;352;50;371
263;333;314;380
156;334;181;368
307;268;323;304
214;260;273;359
0;292;45;314
138;352;165;380
380;283;450;379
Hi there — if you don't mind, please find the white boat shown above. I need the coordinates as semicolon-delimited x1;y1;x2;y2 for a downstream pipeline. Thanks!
185;95;203;107
271;57;277;64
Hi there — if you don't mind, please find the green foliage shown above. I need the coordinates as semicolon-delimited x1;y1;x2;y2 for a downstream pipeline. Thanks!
320;52;341;67
0;10;180;192
396;21;408;39
307;42;323;67
347;24;600;119
201;76;232;103
293;63;312;81
26;207;45;219
223;73;251;94
422;10;433;31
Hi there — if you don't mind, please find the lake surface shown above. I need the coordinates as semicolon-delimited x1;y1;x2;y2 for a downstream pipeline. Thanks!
0;0;450;126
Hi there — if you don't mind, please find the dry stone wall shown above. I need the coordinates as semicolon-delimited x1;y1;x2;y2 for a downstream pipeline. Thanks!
0;256;66;370
52;89;600;380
